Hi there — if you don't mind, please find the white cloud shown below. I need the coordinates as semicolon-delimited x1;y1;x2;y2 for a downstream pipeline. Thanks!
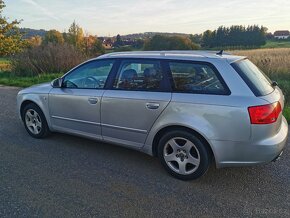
21;0;59;20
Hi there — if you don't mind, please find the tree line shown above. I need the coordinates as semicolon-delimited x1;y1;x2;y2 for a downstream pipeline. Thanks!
28;21;105;57
201;25;267;48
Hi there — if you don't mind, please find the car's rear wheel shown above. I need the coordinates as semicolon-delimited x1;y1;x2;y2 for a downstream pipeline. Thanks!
158;130;211;180
22;103;50;138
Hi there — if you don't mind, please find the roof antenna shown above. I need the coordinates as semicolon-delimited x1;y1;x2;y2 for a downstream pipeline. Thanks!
216;50;223;55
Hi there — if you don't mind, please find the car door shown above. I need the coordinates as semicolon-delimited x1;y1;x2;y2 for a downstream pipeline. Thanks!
49;59;116;139
101;59;172;148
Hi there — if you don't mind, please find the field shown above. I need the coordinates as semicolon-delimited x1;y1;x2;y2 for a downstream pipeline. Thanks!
261;40;290;48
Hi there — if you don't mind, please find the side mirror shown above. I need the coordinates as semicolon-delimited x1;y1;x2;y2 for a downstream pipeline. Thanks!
51;78;63;88
272;81;278;87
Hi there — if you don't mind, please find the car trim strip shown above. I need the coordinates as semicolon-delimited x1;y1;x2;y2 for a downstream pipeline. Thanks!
51;115;101;126
51;116;147;133
101;123;147;134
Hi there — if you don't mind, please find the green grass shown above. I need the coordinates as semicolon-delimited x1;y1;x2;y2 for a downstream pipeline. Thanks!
0;58;10;63
0;71;62;87
261;40;290;48
283;107;290;122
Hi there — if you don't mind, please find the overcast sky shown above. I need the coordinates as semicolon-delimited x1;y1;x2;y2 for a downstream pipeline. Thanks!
4;0;290;36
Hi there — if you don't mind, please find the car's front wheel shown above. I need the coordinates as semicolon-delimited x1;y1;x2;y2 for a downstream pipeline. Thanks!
158;130;211;180
22;103;50;138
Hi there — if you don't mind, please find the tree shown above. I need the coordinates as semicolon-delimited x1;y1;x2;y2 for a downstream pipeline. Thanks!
113;34;123;47
67;21;84;50
27;35;42;47
92;39;105;55
201;30;214;48
132;39;144;49
0;0;25;56
201;25;267;48
144;35;199;50
189;34;202;45
83;35;105;56
43;30;64;45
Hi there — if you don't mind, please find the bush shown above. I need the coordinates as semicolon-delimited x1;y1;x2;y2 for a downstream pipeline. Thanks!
113;46;133;52
11;43;86;76
144;35;200;51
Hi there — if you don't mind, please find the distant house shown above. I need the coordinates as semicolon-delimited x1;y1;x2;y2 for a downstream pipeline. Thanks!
273;30;290;39
99;38;113;49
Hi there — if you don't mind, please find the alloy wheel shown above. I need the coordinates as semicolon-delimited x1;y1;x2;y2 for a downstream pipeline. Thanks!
25;109;42;135
163;137;200;175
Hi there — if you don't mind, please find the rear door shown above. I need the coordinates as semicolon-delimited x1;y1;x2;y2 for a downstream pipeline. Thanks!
101;59;171;148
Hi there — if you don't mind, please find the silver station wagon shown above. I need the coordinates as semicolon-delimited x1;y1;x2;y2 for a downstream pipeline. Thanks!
17;51;288;180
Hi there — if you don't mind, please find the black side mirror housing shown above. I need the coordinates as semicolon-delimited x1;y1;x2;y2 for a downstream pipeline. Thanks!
272;81;278;87
51;78;63;88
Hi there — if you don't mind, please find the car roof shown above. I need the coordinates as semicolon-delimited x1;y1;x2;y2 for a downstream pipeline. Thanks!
96;50;245;63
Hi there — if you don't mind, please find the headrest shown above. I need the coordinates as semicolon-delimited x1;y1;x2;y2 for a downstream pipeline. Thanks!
121;69;137;80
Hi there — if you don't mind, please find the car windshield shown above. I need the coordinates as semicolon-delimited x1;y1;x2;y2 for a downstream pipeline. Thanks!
231;59;274;96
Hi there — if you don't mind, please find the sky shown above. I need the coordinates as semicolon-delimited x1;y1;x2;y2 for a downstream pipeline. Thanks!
3;0;290;36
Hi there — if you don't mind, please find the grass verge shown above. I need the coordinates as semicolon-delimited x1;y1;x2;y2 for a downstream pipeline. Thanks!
283;107;290;123
0;71;62;88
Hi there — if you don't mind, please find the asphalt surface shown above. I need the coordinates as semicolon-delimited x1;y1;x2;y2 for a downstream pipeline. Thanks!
0;86;289;218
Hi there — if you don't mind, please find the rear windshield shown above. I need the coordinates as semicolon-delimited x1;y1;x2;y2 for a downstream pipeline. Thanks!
231;59;274;96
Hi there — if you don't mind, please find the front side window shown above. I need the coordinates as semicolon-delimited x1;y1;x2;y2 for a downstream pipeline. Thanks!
169;61;228;94
113;59;163;91
62;60;115;89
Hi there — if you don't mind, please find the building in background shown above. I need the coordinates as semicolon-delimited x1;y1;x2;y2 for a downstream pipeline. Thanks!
273;30;290;39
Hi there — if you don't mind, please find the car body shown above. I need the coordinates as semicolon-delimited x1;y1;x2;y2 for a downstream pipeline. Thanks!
17;51;288;180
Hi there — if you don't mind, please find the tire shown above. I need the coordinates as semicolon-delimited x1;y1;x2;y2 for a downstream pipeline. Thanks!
22;103;50;138
158;130;211;180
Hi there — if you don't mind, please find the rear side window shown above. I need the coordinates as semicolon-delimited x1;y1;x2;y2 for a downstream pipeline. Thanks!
231;59;273;96
113;59;164;91
168;61;229;95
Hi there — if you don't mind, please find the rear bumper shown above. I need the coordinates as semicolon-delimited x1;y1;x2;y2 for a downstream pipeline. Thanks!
211;117;288;168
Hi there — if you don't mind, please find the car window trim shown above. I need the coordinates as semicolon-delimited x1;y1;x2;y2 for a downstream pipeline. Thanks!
163;59;231;96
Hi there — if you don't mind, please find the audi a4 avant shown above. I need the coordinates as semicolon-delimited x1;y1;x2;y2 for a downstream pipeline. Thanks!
17;51;288;180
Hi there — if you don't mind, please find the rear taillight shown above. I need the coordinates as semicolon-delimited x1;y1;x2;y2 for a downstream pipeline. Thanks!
248;102;282;124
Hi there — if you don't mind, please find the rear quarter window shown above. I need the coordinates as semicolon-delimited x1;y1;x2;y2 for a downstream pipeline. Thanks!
231;59;274;96
168;61;230;95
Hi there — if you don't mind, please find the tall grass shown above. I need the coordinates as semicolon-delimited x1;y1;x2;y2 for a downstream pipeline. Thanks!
11;43;86;76
233;48;290;77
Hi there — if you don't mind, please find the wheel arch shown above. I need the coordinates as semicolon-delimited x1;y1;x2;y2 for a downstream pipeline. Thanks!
19;95;52;130
151;125;215;163
20;100;43;120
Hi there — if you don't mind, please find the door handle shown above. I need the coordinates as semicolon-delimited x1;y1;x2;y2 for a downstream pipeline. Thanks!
88;97;98;104
146;102;160;110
